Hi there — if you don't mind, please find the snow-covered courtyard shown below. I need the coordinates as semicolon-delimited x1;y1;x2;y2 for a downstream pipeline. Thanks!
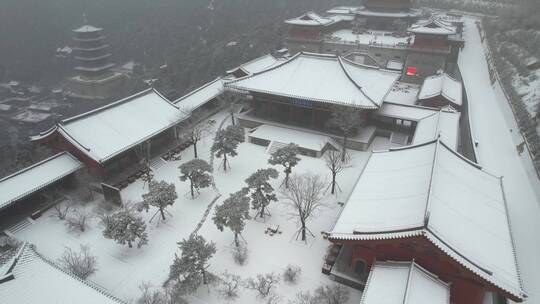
12;111;401;303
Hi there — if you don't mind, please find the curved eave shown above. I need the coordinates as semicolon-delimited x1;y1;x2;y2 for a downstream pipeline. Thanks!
425;231;526;301
74;54;112;61
329;228;424;241
226;84;379;110
73;35;106;42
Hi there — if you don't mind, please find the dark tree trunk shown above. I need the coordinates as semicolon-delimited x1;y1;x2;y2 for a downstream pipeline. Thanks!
342;135;348;162
160;207;166;220
223;154;228;171
193;141;198;158
331;172;337;194
284;166;291;188
234;233;239;247
301;220;306;241
190;179;195;198
202;270;208;285
128;241;133;248
230;110;236;126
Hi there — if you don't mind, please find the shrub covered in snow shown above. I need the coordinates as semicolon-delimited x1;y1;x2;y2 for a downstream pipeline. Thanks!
232;243;248;265
65;210;90;232
283;264;302;284
58;244;97;279
244;272;280;298
50;200;72;220
217;271;242;301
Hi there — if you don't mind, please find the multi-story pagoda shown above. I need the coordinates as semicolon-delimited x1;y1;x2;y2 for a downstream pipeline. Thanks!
65;19;124;100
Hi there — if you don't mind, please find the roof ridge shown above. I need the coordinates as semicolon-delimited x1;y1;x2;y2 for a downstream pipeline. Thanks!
337;56;380;108
422;138;441;226
174;77;223;104
499;177;526;294
402;259;415;304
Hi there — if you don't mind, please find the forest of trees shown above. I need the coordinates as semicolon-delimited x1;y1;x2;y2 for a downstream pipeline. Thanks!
0;0;351;92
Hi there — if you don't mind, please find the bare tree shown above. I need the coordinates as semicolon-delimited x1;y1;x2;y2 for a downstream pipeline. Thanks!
137;282;173;304
282;174;326;242
179;108;215;159
217;89;245;126
326;109;362;161
244;272;280;298
218;271;242;301
65;210;90;232
58;244;97;279
323;150;347;195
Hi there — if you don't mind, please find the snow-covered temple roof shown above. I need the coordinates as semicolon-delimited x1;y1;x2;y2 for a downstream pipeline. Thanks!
285;12;346;26
73;25;103;33
330;140;525;300
412;108;460;149
226;52;400;110
418;73;462;107
174;77;225;112
326;6;360;16
409;18;457;35
0;244;125;303
360;261;450;304
226;54;288;77
32;89;183;164
377;103;460;149
356;6;421;18
0;152;83;211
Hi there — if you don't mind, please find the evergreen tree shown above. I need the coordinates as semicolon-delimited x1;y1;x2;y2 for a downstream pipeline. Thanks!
212;189;251;247
179;159;213;198
211;125;245;172
141;180;178;221
245;168;278;219
169;235;216;296
268;143;300;188
102;208;148;248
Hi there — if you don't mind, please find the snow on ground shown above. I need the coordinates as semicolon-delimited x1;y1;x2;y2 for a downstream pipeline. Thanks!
11;110;400;303
459;16;540;303
327;29;413;47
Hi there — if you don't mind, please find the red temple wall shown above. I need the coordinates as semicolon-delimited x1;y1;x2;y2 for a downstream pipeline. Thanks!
413;36;449;49
332;237;515;304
